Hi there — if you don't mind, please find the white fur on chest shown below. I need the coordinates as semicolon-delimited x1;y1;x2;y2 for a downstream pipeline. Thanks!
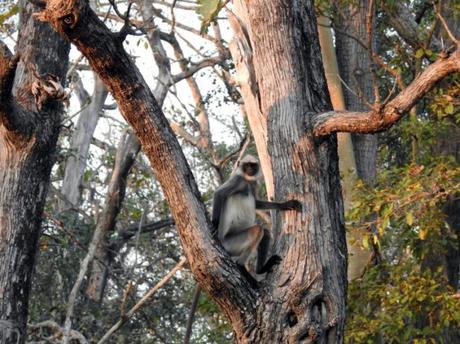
225;192;256;230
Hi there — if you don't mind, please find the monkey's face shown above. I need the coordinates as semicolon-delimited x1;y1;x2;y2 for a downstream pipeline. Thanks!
242;162;259;177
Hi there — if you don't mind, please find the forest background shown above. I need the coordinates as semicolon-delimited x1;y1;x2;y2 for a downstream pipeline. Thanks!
0;0;459;343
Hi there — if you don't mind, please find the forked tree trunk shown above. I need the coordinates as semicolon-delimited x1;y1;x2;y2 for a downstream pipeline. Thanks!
228;1;347;341
0;2;69;343
37;0;347;342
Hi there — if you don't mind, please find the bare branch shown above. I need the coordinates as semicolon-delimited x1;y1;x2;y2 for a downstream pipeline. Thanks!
170;54;229;84
97;257;187;344
434;1;460;45
337;74;372;109
117;218;175;241
28;320;88;343
170;120;199;145
313;48;460;136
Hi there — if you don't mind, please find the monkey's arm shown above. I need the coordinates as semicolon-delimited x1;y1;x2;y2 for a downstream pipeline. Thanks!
256;199;302;211
211;175;247;228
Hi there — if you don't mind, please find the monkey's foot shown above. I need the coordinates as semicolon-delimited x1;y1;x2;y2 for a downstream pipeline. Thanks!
257;255;282;274
237;264;259;289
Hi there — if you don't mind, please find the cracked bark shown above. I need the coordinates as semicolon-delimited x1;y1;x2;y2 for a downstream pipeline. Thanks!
36;1;258;340
228;1;347;342
0;1;69;343
36;0;349;341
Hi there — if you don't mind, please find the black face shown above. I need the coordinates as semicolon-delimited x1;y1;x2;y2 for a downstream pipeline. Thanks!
242;162;259;177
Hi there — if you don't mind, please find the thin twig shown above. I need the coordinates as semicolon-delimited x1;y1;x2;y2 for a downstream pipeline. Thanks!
366;0;381;103
97;257;187;344
383;78;398;105
171;0;178;32
337;74;373;109
433;0;460;45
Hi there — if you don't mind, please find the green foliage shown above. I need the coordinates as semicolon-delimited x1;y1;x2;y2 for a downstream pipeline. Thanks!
196;0;226;33
348;159;459;255
346;81;460;341
429;76;460;123
0;4;18;26
346;264;460;343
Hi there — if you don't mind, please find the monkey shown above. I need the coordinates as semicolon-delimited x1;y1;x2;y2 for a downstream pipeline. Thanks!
212;155;302;282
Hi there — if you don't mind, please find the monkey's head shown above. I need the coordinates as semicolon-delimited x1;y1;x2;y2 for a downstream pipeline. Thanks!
239;155;261;181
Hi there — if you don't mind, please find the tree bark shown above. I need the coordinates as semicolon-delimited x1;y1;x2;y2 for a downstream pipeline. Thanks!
37;0;348;341
36;2;260;341
334;0;378;184
229;1;347;342
0;2;69;343
60;74;107;211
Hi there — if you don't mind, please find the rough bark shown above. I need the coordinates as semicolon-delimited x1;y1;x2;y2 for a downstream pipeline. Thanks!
36;2;260;341
37;0;347;342
230;1;347;342
0;2;69;343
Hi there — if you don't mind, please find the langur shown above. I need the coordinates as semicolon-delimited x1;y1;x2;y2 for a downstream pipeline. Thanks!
212;155;301;281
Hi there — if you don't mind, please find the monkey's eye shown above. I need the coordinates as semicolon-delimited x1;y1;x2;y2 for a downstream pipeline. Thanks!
61;14;75;27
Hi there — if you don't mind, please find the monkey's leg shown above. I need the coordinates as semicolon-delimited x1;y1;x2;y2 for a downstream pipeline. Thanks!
223;225;263;268
236;225;264;270
256;229;281;274
223;225;263;288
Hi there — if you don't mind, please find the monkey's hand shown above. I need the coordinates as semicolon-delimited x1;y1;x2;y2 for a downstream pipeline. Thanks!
281;200;302;211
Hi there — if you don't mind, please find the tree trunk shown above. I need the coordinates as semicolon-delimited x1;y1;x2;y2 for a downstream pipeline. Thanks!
84;131;140;302
229;1;347;342
335;0;378;184
38;0;347;342
0;2;69;343
60;75;107;211
317;16;372;281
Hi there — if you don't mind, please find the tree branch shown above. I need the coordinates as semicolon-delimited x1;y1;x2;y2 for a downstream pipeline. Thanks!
97;257;187;344
170;54;229;85
313;48;460;136
0;40;21;130
36;0;258;326
382;1;441;51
